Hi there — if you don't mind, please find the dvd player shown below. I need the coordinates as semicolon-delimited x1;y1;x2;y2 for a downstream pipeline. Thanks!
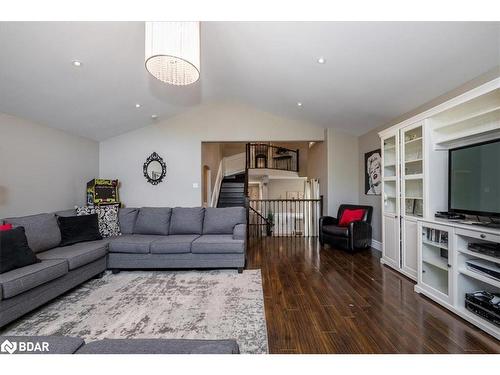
468;242;500;259
466;259;500;281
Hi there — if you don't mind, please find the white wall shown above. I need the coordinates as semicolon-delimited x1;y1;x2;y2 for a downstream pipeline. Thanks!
327;128;360;216
267;178;306;200
0;112;99;217
358;127;383;242
307;139;328;210
99;101;325;207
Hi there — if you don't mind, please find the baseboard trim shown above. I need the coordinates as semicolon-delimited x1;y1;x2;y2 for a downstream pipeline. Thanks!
371;239;382;252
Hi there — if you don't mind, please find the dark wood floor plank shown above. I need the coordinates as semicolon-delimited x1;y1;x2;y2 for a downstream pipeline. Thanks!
247;237;500;354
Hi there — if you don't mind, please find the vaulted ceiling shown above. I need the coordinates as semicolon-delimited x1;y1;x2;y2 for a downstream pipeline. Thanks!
0;22;498;140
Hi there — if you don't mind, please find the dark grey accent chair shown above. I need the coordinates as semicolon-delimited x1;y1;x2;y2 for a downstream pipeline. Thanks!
319;204;373;251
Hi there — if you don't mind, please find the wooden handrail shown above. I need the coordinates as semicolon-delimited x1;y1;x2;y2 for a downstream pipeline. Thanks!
249;205;273;226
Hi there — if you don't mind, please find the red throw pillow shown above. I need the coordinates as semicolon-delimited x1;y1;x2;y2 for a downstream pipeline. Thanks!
0;223;13;231
339;209;366;227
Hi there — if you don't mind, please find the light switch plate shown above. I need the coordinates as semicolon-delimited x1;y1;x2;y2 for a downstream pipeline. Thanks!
192;183;199;189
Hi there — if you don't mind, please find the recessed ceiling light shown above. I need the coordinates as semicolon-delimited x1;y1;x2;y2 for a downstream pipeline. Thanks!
135;104;141;108
317;57;326;64
151;114;158;119
72;60;82;67
297;102;303;107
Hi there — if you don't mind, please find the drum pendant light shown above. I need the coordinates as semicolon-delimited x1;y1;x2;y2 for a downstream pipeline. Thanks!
145;22;200;86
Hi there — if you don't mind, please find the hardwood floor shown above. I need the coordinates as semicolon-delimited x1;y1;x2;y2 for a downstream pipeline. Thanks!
246;236;500;354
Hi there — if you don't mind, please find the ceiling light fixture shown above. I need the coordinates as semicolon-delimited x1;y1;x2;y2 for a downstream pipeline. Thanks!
317;57;326;64
297;102;303;107
145;22;200;86
135;104;141;108
72;60;82;67
151;114;158;119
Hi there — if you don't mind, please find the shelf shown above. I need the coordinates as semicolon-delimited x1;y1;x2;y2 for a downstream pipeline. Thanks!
455;307;500;340
423;257;448;271
405;158;423;164
434;105;500;131
405;137;423;145
405;197;423;200
384;176;397;181
459;268;500;289
458;248;500;265
405;174;423;180
423;239;448;250
404;213;423;219
431;89;500;127
384;145;396;150
384;163;396;167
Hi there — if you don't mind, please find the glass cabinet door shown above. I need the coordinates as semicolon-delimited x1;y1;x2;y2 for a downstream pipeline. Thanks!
420;224;452;303
382;134;398;215
402;124;424;218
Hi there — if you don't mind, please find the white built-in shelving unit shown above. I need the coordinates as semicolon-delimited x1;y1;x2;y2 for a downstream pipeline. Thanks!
379;77;500;340
416;219;500;340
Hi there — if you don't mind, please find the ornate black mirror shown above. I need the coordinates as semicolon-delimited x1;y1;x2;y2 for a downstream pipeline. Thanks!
143;152;166;185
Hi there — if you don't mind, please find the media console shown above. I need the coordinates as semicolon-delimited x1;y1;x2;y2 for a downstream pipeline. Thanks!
416;218;500;340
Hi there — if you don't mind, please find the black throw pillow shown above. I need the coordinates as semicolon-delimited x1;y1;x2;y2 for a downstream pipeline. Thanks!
0;227;40;274
57;214;103;247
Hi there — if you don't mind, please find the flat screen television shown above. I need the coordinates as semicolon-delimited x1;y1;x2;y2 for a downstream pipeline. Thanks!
449;139;500;217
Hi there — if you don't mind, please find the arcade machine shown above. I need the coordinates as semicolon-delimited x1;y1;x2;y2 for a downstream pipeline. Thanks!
86;179;120;207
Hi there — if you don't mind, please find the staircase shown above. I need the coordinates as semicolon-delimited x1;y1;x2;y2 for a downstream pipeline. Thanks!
217;173;246;208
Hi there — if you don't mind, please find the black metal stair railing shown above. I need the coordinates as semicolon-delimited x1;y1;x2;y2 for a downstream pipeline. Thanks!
246;143;299;172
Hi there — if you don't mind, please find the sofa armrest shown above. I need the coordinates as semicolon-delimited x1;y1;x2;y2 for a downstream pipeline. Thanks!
233;224;247;241
348;221;372;249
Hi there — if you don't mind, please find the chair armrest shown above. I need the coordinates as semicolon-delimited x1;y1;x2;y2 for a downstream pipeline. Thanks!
348;221;372;248
319;216;338;227
233;224;247;240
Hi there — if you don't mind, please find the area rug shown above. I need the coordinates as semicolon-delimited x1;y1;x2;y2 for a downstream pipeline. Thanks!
0;270;268;354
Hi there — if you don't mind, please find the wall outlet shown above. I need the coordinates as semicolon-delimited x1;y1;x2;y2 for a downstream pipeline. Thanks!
192;183;199;189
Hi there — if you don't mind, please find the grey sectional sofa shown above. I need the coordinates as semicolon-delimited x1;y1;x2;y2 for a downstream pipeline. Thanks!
0;206;247;328
108;207;246;272
0;336;240;354
0;210;107;328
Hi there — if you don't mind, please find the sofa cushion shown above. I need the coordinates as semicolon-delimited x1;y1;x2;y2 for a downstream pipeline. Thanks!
4;213;61;253
0;224;13;231
108;234;164;254
54;209;76;217
339;208;366;227
76;205;121;238
57;214;102;247
134;208;171;235
0;259;68;299
118;208;139;234
37;240;108;270
76;338;239;354
0;336;85;354
322;224;349;237
191;235;245;254
203;207;246;235
150;235;200;254
169;207;205;235
0;227;40;274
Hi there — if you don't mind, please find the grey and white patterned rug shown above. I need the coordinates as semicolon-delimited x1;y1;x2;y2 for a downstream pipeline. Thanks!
1;270;268;354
